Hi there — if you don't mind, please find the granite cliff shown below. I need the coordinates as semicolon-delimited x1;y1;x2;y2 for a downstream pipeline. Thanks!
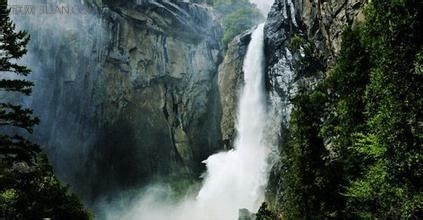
264;0;366;123
17;0;223;202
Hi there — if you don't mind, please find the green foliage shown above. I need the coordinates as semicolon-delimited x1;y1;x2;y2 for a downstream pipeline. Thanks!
415;52;423;75
289;35;304;52
0;0;39;164
0;3;30;76
0;0;91;218
289;34;313;55
344;1;423;218
212;0;262;50
274;0;423;218
256;202;279;220
353;133;384;158
279;88;344;219
221;7;262;49
1;154;92;219
212;0;255;15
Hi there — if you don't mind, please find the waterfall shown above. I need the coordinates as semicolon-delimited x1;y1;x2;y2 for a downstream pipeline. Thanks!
195;23;269;219
108;23;274;220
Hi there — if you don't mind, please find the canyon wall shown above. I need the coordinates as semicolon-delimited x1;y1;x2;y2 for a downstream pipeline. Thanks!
18;0;223;202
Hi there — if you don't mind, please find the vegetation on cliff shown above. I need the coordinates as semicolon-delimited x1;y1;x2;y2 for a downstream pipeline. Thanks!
0;2;91;218
273;0;423;218
211;0;262;49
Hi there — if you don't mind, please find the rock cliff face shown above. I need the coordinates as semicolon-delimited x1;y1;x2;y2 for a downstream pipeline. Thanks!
218;31;251;149
18;0;222;202
263;0;367;210
265;0;367;103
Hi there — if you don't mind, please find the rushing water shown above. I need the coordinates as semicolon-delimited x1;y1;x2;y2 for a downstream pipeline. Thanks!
10;0;278;218
108;23;274;220
195;23;269;219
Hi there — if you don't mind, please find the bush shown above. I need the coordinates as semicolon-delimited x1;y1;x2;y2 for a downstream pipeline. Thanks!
221;7;262;49
0;154;92;219
211;0;262;50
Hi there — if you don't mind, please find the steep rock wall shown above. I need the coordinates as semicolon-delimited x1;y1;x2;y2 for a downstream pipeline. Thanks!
265;0;366;101
265;0;366;121
17;0;223;202
263;0;367;210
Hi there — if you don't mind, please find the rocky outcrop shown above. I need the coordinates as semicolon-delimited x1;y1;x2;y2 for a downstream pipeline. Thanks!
263;0;367;211
295;0;365;60
218;31;252;149
238;208;256;220
264;0;367;124
17;0;223;202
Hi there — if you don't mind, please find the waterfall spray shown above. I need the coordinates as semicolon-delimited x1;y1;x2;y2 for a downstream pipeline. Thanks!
195;23;269;219
104;23;275;220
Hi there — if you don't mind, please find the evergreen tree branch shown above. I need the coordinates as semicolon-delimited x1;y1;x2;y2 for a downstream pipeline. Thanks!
0;134;40;164
0;79;33;95
0;103;39;133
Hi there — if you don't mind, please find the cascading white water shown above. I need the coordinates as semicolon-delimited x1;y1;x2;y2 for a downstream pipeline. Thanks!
106;23;274;220
194;23;269;219
12;0;279;218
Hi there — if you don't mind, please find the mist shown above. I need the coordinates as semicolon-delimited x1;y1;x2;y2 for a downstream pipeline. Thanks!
99;23;280;220
11;0;108;198
11;0;280;219
250;0;274;15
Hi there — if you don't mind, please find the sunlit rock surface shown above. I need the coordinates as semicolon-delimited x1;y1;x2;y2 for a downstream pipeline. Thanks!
218;30;251;149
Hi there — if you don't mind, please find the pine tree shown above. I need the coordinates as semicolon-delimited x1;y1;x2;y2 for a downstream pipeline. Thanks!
0;2;91;218
0;0;40;165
